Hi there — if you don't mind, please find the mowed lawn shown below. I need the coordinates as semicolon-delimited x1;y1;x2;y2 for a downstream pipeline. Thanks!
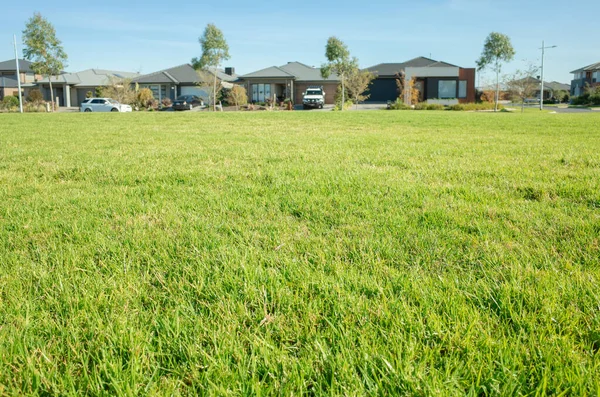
0;111;599;395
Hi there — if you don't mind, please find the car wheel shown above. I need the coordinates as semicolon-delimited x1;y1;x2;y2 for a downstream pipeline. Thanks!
84;108;91;112
111;108;119;112
319;104;324;109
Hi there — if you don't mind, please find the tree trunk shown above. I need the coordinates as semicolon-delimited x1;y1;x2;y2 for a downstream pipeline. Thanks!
213;66;218;112
494;67;499;113
49;78;55;112
341;75;345;111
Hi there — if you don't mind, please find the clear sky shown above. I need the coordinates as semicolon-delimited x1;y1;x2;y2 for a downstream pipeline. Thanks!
0;0;597;84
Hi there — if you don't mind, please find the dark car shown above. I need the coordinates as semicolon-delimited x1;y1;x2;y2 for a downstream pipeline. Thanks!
172;95;203;111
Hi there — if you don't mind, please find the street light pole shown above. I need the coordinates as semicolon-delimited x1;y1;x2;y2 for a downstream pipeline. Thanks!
539;40;557;111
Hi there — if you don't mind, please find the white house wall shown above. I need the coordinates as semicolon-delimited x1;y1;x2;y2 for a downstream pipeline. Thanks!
405;66;459;79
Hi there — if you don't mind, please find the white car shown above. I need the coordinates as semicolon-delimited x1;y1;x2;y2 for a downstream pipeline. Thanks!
80;98;132;112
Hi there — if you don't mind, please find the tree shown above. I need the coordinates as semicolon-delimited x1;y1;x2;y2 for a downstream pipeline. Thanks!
22;13;67;112
395;71;420;105
346;69;375;108
101;76;136;105
505;64;539;113
192;24;230;111
476;32;515;112
196;69;221;108
321;37;358;111
228;85;248;110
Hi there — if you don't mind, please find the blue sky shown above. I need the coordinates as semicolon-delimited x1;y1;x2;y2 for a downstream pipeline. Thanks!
0;0;596;84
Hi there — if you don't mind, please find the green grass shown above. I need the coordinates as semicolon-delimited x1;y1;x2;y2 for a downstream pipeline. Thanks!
1;111;599;395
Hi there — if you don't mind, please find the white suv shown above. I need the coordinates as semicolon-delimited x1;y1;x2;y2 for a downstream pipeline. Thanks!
80;98;132;112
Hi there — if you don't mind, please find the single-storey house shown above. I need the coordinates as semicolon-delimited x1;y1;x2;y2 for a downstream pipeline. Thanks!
239;62;339;104
364;57;476;104
132;64;238;103
0;59;39;100
36;69;140;107
570;61;600;97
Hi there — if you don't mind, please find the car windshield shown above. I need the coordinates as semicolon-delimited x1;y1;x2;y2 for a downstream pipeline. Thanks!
306;90;321;96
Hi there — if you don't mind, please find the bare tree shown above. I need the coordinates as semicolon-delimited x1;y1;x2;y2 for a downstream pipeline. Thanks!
196;70;221;109
506;64;540;113
101;76;136;105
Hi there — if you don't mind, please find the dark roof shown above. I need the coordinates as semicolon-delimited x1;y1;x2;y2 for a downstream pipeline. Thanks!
511;77;571;92
240;65;295;79
545;81;571;91
37;69;139;85
133;64;238;84
240;61;339;81
570;61;600;73
0;59;34;72
365;56;459;76
0;75;19;88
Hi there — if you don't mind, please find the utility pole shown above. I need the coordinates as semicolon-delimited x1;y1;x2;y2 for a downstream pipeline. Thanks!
13;34;23;113
539;40;557;111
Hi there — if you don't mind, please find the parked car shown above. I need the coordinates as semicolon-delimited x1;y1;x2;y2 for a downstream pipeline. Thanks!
80;98;132;112
302;87;325;109
172;95;203;111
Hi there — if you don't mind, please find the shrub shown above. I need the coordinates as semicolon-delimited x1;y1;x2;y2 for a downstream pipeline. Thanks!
414;102;445;110
448;102;502;111
26;89;43;104
426;103;445;110
333;100;353;111
137;88;154;109
24;103;46;112
388;98;410;110
227;85;248;109
1;95;20;110
86;91;93;99
161;98;172;108
146;98;158;110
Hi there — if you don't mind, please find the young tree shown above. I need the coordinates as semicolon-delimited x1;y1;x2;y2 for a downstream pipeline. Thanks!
346;69;375;108
22;12;67;111
101;76;136;105
505;65;540;113
196;70;221;108
476;32;515;112
192;24;230;111
321;37;358;111
395;71;420;105
227;85;248;110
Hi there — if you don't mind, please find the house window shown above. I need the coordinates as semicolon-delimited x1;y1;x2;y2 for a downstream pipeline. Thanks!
251;84;271;102
458;80;467;98
438;80;457;99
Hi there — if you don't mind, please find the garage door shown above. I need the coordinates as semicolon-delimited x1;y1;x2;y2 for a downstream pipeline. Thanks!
366;78;398;103
181;86;209;101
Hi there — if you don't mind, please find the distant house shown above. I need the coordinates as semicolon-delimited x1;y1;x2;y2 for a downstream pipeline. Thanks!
364;57;476;104
538;80;571;100
239;62;339;104
36;69;140;107
570;62;600;97
132;64;238;103
0;59;40;100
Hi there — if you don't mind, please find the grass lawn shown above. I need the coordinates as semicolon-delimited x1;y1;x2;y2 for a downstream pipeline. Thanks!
1;111;599;395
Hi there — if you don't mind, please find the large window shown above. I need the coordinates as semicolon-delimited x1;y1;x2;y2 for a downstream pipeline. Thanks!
251;84;271;102
438;80;457;99
458;80;467;98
